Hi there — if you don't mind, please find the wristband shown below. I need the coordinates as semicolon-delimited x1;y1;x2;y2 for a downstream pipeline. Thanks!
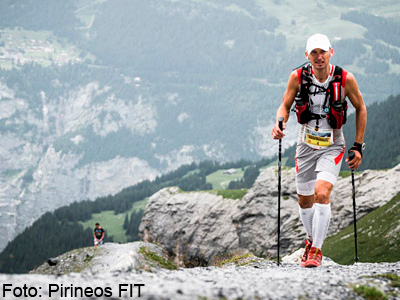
350;142;365;158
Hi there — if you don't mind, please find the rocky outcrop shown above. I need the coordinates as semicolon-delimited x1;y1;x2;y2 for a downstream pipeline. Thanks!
140;187;240;266
31;242;175;275
140;164;400;265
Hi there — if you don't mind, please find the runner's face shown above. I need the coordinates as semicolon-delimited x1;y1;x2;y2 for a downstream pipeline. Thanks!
306;48;332;70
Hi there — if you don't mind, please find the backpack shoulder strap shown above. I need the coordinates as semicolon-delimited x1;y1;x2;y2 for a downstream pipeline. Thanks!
298;64;312;101
296;67;302;85
332;65;343;81
342;69;348;88
329;65;347;102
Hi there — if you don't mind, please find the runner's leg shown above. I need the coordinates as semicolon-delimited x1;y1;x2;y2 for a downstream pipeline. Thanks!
312;145;344;249
296;144;319;239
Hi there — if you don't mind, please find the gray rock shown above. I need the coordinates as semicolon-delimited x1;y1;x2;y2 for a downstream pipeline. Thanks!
140;164;400;263
140;187;241;266
47;258;58;266
31;242;174;275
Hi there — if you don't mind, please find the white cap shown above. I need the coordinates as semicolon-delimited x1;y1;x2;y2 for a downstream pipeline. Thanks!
306;34;331;54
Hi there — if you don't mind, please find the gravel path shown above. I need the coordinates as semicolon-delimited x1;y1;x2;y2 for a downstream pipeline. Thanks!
1;261;399;299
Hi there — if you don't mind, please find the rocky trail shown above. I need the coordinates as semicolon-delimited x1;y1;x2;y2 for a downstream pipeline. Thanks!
1;242;399;300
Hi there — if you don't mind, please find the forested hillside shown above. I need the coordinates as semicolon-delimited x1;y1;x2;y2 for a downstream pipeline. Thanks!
0;158;273;274
343;94;400;170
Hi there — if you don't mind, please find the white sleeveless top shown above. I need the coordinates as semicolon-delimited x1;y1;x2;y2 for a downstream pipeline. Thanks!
297;65;345;146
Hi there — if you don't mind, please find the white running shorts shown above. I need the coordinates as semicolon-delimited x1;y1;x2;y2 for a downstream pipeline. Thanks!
295;142;345;196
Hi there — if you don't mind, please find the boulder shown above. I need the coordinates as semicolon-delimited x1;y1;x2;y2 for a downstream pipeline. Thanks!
140;187;240;266
139;164;400;265
31;242;173;275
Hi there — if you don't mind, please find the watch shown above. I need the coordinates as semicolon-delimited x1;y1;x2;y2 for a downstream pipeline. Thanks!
351;142;366;157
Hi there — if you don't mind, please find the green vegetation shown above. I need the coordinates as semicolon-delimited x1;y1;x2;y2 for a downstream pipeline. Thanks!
353;285;388;300
206;169;245;190
342;95;400;171
260;157;288;172
212;252;257;268
0;158;274;274
0;213;94;274
228;166;260;190
138;246;178;270
70;248;98;273
131;198;148;211
323;192;400;265
214;189;248;200
367;274;400;288
339;170;362;178
178;189;248;201
80;210;128;243
79;198;148;243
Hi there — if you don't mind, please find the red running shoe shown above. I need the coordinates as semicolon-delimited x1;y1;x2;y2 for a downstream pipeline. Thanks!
300;239;312;267
305;247;323;268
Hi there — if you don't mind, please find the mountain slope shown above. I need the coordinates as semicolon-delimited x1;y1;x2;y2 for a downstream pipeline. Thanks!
323;191;400;265
1;0;400;253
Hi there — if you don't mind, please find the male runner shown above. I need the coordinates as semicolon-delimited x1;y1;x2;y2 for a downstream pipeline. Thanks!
271;34;367;267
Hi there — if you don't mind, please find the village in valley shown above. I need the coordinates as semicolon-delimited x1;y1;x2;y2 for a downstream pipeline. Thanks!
0;28;86;69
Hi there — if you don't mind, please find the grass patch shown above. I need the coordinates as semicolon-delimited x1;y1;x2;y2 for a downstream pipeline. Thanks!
211;252;258;267
260;157;289;172
215;189;248;200
353;284;388;300
367;273;400;288
132;198;148;211
183;168;200;178
138;246;178;270
80;210;128;243
323;192;400;265
79;198;148;243
339;170;362;178
178;189;248;200
206;168;245;190
70;247;99;273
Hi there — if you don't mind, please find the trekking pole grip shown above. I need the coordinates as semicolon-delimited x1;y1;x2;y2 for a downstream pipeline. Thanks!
278;117;284;131
348;150;355;161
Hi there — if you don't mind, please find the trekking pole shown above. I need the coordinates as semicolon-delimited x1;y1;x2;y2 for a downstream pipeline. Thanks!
277;117;284;266
348;150;359;263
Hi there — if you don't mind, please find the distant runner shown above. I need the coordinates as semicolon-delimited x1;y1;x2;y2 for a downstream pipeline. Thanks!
93;223;105;247
271;34;367;267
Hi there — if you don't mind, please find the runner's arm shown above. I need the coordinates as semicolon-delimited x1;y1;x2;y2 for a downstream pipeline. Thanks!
345;72;367;169
272;70;299;139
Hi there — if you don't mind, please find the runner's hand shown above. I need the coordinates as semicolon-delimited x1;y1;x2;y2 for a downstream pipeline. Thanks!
346;150;362;170
271;120;286;139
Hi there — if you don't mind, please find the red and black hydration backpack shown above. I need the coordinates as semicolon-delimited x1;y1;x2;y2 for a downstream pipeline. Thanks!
294;63;348;129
